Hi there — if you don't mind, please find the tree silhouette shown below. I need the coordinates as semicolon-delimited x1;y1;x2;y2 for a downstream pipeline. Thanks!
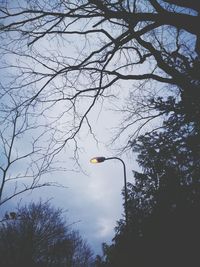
0;102;62;207
0;201;94;267
0;0;199;154
0;2;199;265
99;111;200;266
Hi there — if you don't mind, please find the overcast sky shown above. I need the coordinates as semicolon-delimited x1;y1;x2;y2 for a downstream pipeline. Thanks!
0;2;140;255
0;38;138;255
0;96;138;255
1;130;136;255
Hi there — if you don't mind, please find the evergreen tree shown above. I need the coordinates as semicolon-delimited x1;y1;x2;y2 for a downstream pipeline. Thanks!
100;110;200;266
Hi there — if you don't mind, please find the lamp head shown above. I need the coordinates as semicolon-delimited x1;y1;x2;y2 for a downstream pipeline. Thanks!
90;157;106;163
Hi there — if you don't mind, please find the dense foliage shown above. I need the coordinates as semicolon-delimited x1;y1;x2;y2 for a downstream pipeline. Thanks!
0;201;94;267
98;108;200;266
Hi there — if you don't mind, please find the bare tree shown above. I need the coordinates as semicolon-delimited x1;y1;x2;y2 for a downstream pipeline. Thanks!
0;94;62;206
0;0;199;152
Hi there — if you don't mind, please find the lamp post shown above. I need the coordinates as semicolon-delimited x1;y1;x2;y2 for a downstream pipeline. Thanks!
90;156;128;226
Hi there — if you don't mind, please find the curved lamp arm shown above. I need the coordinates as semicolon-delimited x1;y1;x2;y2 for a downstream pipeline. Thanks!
90;156;128;226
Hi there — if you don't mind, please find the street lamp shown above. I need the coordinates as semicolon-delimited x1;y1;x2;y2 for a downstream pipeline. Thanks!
90;156;128;226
